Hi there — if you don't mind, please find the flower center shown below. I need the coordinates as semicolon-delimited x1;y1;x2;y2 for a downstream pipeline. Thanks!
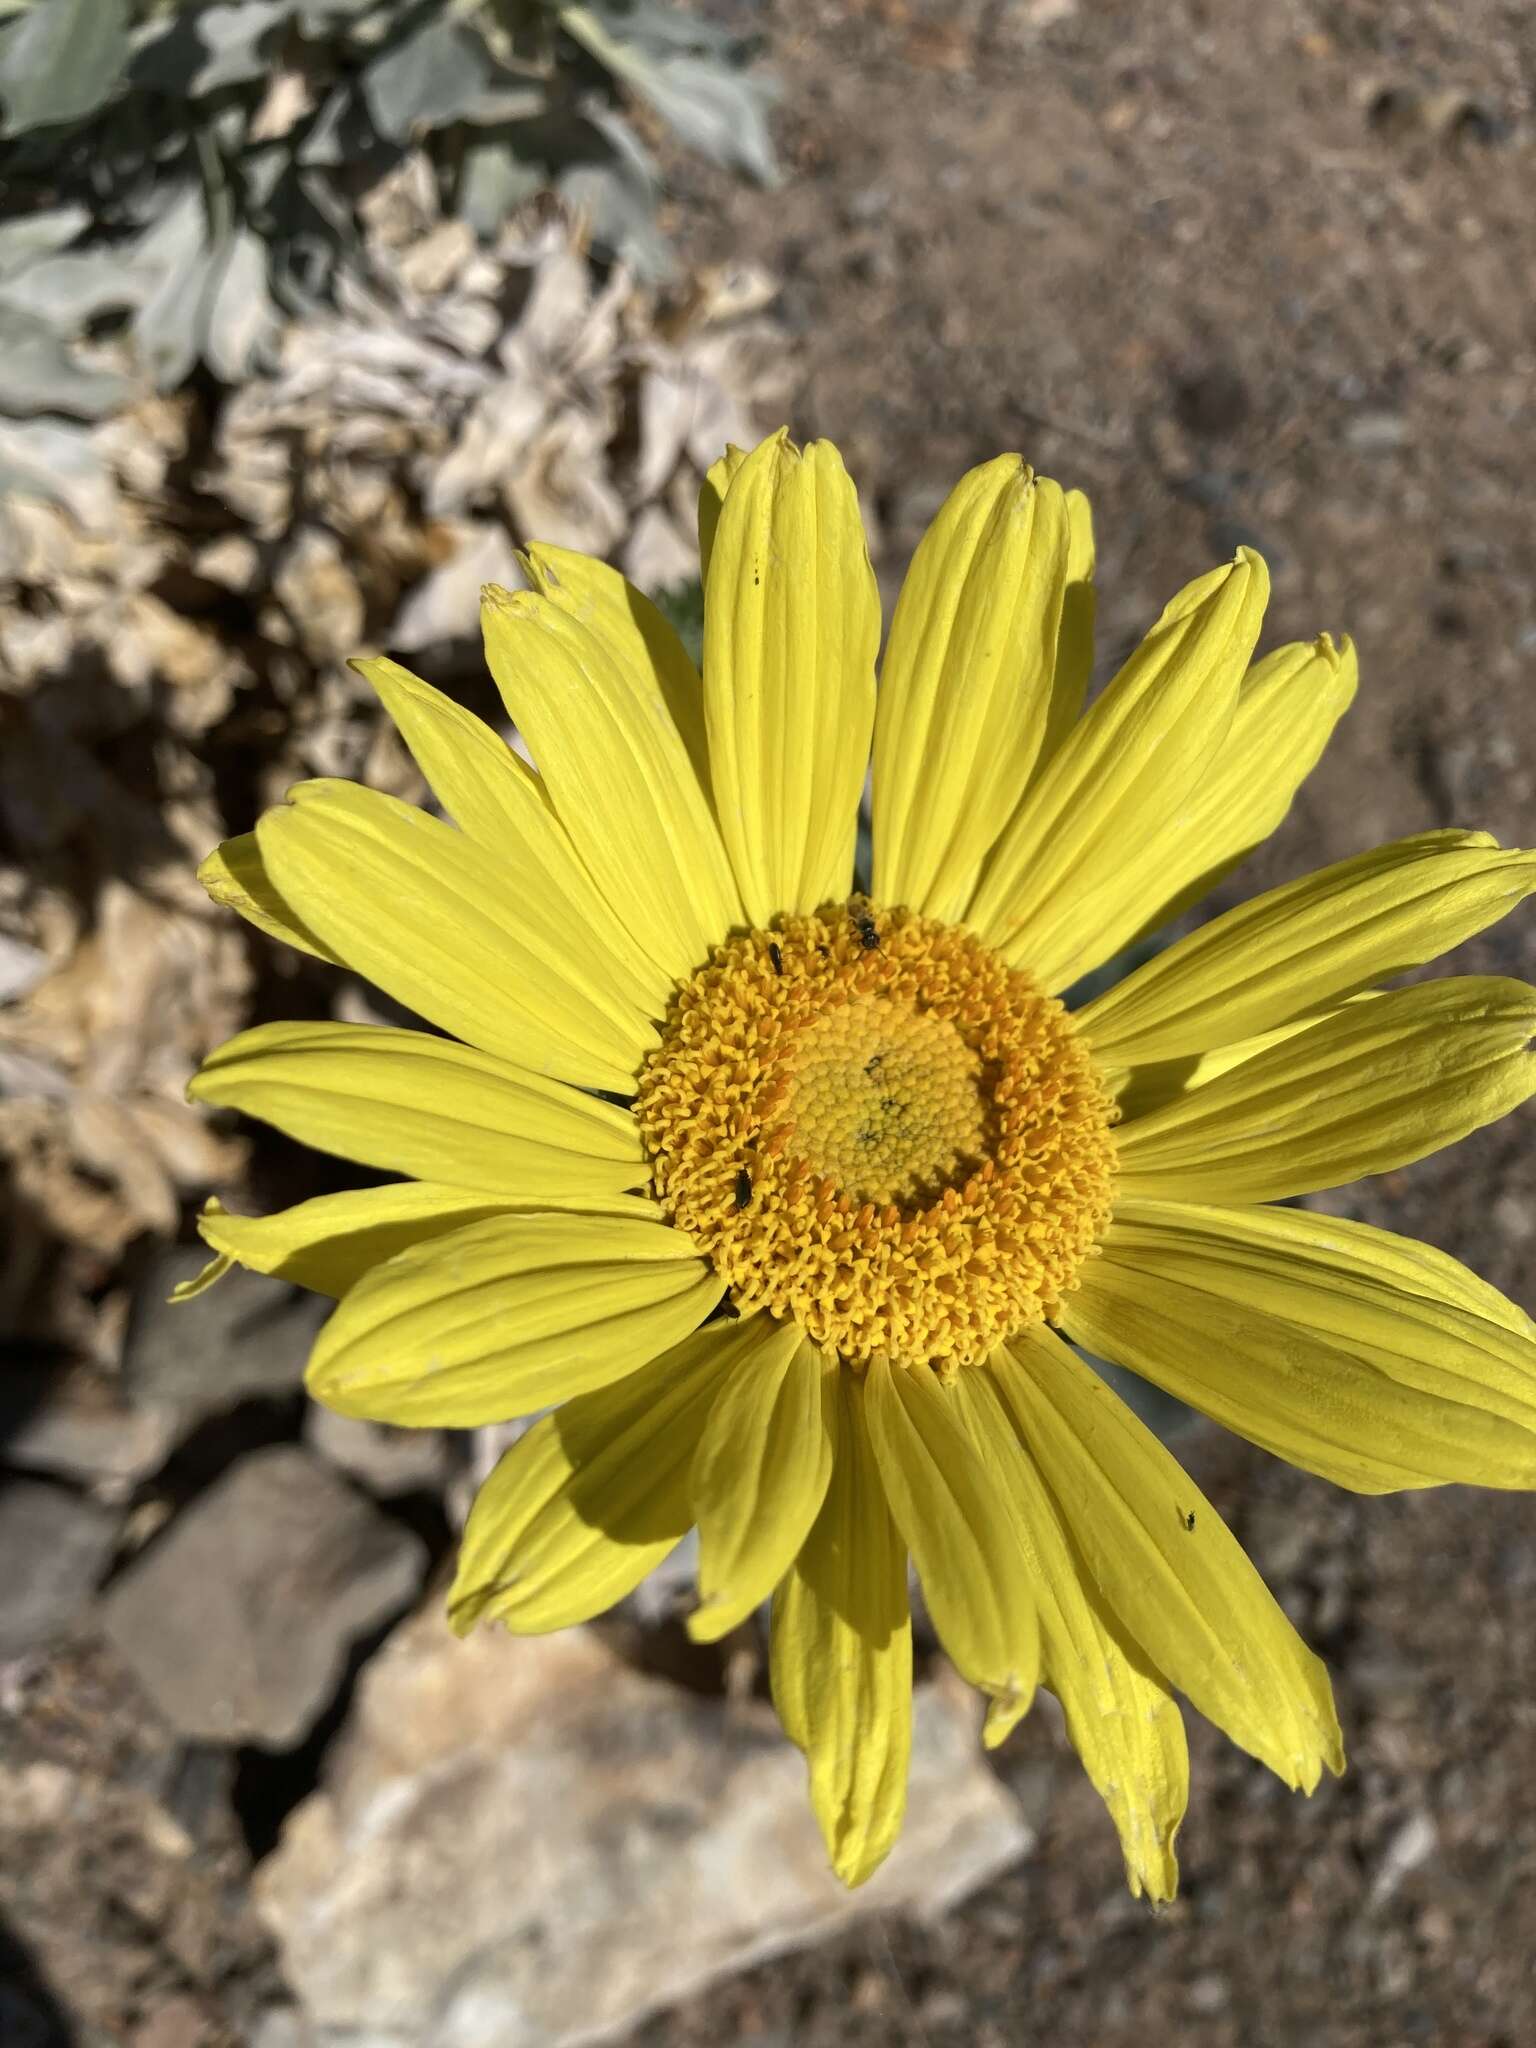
636;900;1119;1369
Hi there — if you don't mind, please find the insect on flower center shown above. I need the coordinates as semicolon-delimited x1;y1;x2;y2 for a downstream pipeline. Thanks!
635;900;1119;1370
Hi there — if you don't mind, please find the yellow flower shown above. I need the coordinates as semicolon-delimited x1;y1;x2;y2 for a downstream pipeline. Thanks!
189;431;1536;1901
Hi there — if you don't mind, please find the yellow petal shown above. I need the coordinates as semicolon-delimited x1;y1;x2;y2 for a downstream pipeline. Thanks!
352;656;544;846
1123;631;1359;948
1116;975;1536;1203
863;1356;1038;1717
256;779;660;1094
449;1318;739;1635
697;442;748;589
169;1251;233;1301
957;1365;1187;1902
871;458;1070;921
968;549;1270;990
197;832;338;962
688;1327;836;1643
355;660;669;1013
1065;1200;1536;1493
196;1184;654;1298
482;581;741;979
998;1326;1343;1791
1034;486;1096;773
1081;830;1536;1066
305;1210;720;1426
519;542;713;804
1110;992;1385;1124
191;1020;646;1199
702;429;880;925
770;1368;912;1888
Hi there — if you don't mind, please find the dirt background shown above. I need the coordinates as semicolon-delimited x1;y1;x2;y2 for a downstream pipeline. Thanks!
646;0;1536;2041
4;0;1535;2042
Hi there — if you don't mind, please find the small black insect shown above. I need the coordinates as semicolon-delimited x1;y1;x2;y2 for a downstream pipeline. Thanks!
852;910;880;951
768;941;783;975
864;1053;883;1076
734;1168;753;1210
1182;1509;1196;1532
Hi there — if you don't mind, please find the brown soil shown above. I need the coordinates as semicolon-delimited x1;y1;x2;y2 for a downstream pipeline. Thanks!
636;1;1536;2041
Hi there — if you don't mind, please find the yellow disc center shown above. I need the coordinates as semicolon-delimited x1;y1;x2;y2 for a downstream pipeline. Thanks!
636;899;1119;1370
783;996;989;1207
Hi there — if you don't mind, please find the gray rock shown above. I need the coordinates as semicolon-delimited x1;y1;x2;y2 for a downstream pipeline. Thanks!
99;1447;427;1746
123;1248;330;1422
0;1478;119;1658
303;1403;450;1500
4;1374;174;1494
255;1605;1032;2048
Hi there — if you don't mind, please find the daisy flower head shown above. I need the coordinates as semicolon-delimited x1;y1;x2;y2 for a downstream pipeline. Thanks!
189;430;1536;1900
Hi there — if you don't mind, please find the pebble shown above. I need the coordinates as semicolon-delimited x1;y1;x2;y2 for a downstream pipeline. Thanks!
1345;410;1410;453
0;1478;119;1659
1370;1810;1439;1906
122;1248;330;1424
100;1446;426;1746
4;1373;174;1494
303;1404;450;1500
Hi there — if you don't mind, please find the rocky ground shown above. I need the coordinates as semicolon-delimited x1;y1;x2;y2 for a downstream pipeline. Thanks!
4;0;1536;2042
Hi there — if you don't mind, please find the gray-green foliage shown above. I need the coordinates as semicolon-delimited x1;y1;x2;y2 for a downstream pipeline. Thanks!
651;573;702;668
0;0;776;421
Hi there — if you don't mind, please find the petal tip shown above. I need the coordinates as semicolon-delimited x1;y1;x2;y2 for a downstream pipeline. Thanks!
685;1599;736;1646
168;1247;233;1303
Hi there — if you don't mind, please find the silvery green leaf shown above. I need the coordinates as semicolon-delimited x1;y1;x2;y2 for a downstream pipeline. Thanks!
623;49;776;183
0;306;133;419
456;136;546;239
0;247;147;326
552;99;671;275
131;0;287;96
137;177;212;261
201;227;273;382
570;1;740;59
298;0;388;26
193;0;292;92
135;262;216;388
296;83;350;165
132;185;218;389
0;414;117;529
297;78;399;170
0;204;88;279
0;0;129;135
559;1;777;184
243;141;302;208
362;18;498;141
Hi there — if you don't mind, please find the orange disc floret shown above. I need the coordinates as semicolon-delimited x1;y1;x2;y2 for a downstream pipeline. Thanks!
636;899;1118;1368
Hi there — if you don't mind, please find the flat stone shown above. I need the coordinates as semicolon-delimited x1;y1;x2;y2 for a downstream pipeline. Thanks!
0;1478;119;1659
3;1369;174;1493
99;1447;426;1746
122;1248;330;1423
303;1402;450;1500
255;1605;1031;2048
